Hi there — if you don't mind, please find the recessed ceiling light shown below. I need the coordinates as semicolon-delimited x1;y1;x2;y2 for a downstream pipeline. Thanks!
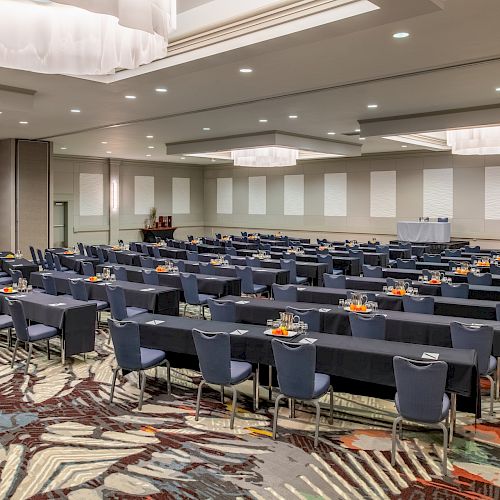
19;121;28;124
288;115;298;119
259;119;268;123
0;111;3;114
146;154;152;157
125;95;136;99
146;135;154;139
355;128;361;132
211;158;216;162
359;137;366;140
148;146;155;149
70;109;80;113
327;131;336;136
101;141;108;144
393;32;409;39
401;145;408;148
106;151;112;154
155;88;167;93
496;88;500;92
60;147;67;150
202;127;211;131
180;156;186;160
367;104;378;109
239;68;253;73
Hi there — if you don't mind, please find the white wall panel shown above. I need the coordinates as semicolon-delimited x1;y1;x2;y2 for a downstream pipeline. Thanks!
134;175;155;215
485;166;500;219
423;168;453;218
80;173;103;216
324;173;347;216
284;174;304;215
217;177;233;214
370;170;396;217
248;176;266;214
172;177;190;214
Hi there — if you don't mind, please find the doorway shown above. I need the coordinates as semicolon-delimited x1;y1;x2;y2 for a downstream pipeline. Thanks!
53;202;68;248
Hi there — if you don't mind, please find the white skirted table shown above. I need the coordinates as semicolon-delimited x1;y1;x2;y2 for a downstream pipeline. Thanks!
397;221;451;243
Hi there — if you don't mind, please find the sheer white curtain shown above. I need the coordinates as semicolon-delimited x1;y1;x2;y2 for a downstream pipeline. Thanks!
0;0;176;75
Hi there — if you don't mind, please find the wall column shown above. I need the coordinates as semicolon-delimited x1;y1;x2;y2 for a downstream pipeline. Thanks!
109;159;120;244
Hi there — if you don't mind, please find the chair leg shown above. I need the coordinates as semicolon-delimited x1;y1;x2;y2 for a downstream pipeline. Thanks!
272;393;285;441
47;339;51;360
109;367;119;404
268;365;273;400
138;370;146;410
24;343;33;375
252;372;257;412
391;416;403;466
486;374;495;416
195;380;205;421
183;303;187;316
438;422;449;476
329;386;334;425
10;340;19;368
230;386;238;430
7;328;12;348
165;360;171;396
220;385;224;403
313;400;321;448
289;398;295;419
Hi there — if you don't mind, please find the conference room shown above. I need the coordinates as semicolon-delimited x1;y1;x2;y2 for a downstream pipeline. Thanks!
0;0;499;498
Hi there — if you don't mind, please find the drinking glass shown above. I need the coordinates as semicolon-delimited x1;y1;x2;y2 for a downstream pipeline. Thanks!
266;319;274;327
339;298;345;308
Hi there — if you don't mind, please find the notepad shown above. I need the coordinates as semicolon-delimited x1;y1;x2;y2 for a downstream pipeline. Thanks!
146;320;164;325
236;300;249;304
299;338;317;344
319;308;331;313
422;352;439;360
49;302;66;307
230;329;248;336
140;288;156;292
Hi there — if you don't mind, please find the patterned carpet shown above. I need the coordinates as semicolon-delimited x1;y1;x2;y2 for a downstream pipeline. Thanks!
0;311;498;499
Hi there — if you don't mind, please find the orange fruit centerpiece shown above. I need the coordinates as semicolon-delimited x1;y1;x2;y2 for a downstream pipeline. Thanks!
429;279;441;284
156;266;166;273
272;326;289;336
3;287;13;293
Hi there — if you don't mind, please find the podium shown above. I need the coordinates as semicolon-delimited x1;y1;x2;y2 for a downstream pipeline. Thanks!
141;227;177;242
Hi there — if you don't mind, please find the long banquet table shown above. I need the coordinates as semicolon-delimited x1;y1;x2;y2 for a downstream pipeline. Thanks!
1;257;39;279
397;221;451;243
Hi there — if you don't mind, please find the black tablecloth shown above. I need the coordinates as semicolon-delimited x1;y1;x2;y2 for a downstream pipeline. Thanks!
330;251;389;267
134;313;478;412
58;254;100;273
30;271;179;315
1;258;39;279
0;291;95;356
158;247;188;260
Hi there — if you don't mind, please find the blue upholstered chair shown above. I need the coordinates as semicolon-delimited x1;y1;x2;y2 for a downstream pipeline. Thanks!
444;249;461;258
317;254;342;276
81;261;94;276
85;245;94;258
391;356;450;476
272;284;297;302
108;319;171;410
10;270;22;286
463;245;480;253
95;246;106;264
142;269;159;285
421;269;433;279
107;250;118;264
346;290;378;302
396;258;416;270
140;256;155;269
376;245;396;266
402;295;434;315
106;285;147;321
37;249;47;269
441;282;469;299
362;265;383;278
29;246;38;266
386;278;412;289
225;247;237;256
348;249;364;267
192;329;255;429
467;273;492;286
245;257;262;268
490;263;500;275
422;253;442;263
235;266;269;297
207;299;236;322
152;246;161;259
180;273;216;318
280;259;308;285
69;278;108;323
42;275;58;296
349;313;386;340
283;252;296;261
260;243;271;252
186;251;199;262
140;243;149;255
450;322;497;416
199;262;214;275
113;266;128;281
398;242;412;250
285;306;320;332
77;242;85;255
271;340;333;447
44;252;55;270
497;303;500;321
323;274;346;289
8;299;60;373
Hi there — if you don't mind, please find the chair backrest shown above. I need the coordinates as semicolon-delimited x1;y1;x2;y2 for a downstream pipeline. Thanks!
199;262;215;275
44;252;55;270
85;245;94;257
317;254;333;274
10;269;23;284
323;274;346;289
108;319;142;370
187;235;194;241
207;299;236;322
349;249;364;266
180;273;201;304
42;275;58;296
235;266;255;295
396;258;416;269
96;246;105;264
241;232;248;237
129;242;138;252
81;261;94;276
402;295;434;315
53;254;64;272
77;242;85;255
7;299;29;341
37;249;46;267
113;266;128;281
140;256;154;269
140;243;149;255
467;273;492;286
399;242;412;250
215;233;222;239
393;356;448;423
106;285;128;321
444;249;461;257
421;268;432;279
422;253;441;263
226;247;237;256
362;264;383;278
497;303;500;321
386;278;412;288
441;282;469;299
152;246;161;259
285;306;320;332
437;217;449;222
29;246;38;265
464;245;480;253
192;329;232;384
246;256;261;268
283;252;296;261
349;313;386;340
186;251;199;262
69;279;89;301
272;340;316;400
376;245;390;255
272;284;297;301
490;263;500;275
108;250;118;264
450;322;493;375
118;239;125;246
280;259;298;283
260;243;271;252
142;269;159;285
346;290;378;302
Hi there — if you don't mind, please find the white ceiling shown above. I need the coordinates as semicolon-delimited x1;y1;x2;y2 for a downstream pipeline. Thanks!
1;0;500;164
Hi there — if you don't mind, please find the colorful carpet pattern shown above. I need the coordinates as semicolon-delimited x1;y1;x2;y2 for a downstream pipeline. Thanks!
0;313;498;499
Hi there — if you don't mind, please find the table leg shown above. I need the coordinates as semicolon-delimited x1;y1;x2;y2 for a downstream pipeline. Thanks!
449;393;456;445
255;364;260;410
61;334;66;365
496;357;499;400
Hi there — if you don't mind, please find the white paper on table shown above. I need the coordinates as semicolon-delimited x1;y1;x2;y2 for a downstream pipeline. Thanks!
140;288;156;292
319;308;331;312
422;352;439;360
299;338;317;344
297;287;306;291
236;300;249;304
146;320;164;325
230;329;248;336
49;302;66;307
12;294;26;298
